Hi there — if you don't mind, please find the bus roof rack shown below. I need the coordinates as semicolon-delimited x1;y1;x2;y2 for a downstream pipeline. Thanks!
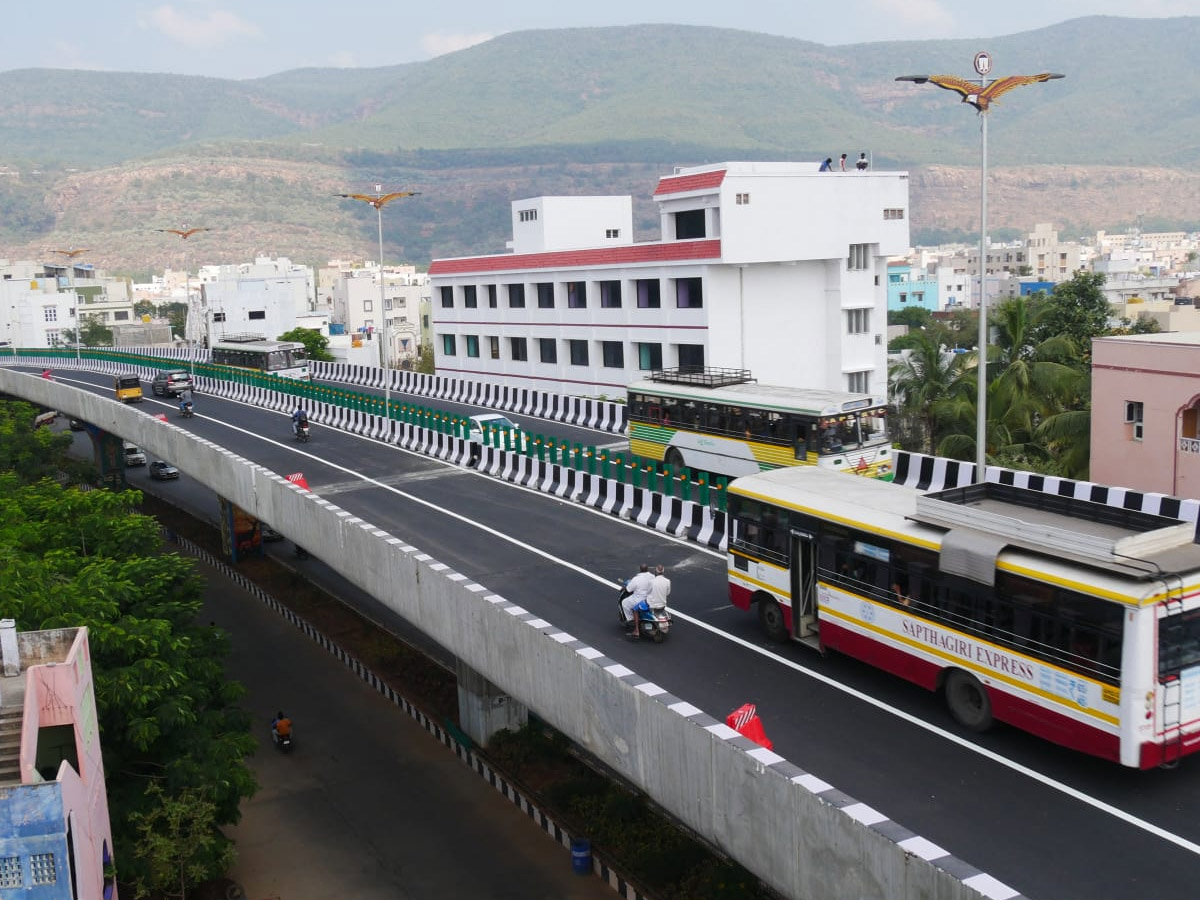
218;333;268;343
648;367;756;388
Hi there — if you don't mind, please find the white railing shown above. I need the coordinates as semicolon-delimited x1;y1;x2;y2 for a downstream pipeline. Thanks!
1179;437;1200;454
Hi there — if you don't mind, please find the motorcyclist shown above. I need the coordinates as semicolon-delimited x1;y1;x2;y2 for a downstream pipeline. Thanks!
622;564;655;635
649;564;671;611
291;407;309;437
271;710;292;744
178;387;194;413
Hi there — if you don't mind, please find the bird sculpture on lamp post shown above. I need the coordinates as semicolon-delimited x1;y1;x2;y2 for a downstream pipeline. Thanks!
336;187;421;418
156;227;211;372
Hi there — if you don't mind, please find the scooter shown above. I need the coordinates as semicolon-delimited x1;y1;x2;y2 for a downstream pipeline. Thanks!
294;421;310;443
179;401;194;419
617;579;673;643
271;726;294;754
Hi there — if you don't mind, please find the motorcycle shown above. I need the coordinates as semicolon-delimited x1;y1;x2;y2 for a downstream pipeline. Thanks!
271;724;294;754
179;401;194;418
294;421;310;443
617;578;673;643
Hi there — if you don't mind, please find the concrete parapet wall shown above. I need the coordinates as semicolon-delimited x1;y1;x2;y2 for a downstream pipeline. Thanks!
0;367;1024;900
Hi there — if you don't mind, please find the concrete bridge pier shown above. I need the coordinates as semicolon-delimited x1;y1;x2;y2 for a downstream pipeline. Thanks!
456;659;527;745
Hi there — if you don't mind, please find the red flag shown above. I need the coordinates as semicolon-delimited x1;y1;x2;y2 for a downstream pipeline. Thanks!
286;472;310;491
726;703;773;750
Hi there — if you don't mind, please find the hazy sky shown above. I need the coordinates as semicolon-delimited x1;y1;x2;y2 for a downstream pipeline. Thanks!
10;1;1200;80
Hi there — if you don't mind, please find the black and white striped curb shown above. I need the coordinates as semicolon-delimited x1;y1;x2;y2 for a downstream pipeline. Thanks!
163;530;655;900
894;450;1200;541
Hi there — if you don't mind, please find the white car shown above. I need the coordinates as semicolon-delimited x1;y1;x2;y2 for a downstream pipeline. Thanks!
467;413;525;448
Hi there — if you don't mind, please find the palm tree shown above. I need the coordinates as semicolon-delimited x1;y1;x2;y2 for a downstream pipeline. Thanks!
888;330;971;454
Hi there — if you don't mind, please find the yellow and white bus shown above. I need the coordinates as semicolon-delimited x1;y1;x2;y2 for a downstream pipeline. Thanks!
727;466;1200;768
626;368;891;479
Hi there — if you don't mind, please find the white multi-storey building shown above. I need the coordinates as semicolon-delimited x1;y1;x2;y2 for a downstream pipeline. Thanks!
199;256;313;345
325;263;428;364
429;161;910;397
0;259;135;347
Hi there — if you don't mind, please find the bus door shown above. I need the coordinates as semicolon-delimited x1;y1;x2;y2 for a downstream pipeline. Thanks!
790;528;820;639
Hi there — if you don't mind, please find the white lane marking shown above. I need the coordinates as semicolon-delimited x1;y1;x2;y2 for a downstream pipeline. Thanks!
56;372;1200;857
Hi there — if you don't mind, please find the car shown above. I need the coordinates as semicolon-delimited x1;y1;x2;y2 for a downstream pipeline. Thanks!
68;418;86;431
122;441;147;466
260;523;284;542
151;369;194;397
468;413;523;445
149;460;179;480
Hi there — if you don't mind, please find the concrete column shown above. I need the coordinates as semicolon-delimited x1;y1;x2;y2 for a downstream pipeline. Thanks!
0;619;19;677
455;659;527;746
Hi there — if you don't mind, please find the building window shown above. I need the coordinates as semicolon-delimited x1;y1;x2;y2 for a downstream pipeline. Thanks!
465;335;479;357
519;208;537;222
536;283;553;308
44;307;57;322
675;277;703;308
442;334;457;356
489;336;499;359
422;314;430;329
736;193;750;205
883;208;905;220
674;209;706;239
637;342;662;371
114;310;129;320
847;371;870;393
599;280;622;308
0;857;19;889
247;310;265;320
847;243;870;270
399;316;408;323
363;319;374;328
510;337;528;361
567;281;586;308
636;279;661;309
912;291;924;304
677;344;705;370
363;299;374;312
605;229;620;239
439;286;453;308
212;312;226;322
487;284;497;308
1124;401;1144;424
568;339;589;366
899;292;907;303
45;330;60;345
507;283;525;308
384;298;393;310
30;853;56;886
601;341;624;368
847;308;870;334
539;338;557;364
463;286;477;308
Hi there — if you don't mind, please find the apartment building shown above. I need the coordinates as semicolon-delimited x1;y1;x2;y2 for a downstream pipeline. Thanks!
199;256;312;345
428;161;910;397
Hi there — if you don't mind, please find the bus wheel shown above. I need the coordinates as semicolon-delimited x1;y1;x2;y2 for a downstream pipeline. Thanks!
944;670;993;732
664;448;684;469
757;597;787;642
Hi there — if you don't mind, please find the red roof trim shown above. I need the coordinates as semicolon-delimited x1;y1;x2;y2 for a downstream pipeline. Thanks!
653;169;727;196
429;239;721;276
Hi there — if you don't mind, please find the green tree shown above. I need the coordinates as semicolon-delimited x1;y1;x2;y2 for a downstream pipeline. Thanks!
888;331;971;454
1029;271;1112;362
888;307;933;329
278;326;335;361
414;340;435;375
157;302;188;339
129;784;235;900
0;400;95;483
62;319;114;347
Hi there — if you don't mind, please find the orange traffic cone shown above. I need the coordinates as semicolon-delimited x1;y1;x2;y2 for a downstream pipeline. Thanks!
726;703;773;750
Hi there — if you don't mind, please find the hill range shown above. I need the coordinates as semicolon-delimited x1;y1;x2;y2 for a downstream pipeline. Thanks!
1;16;1198;275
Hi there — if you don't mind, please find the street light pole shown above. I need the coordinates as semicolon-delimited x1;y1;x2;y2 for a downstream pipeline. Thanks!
336;186;420;424
49;248;89;363
897;60;1064;482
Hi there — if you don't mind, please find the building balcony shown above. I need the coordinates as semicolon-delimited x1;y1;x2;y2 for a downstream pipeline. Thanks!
1179;436;1200;454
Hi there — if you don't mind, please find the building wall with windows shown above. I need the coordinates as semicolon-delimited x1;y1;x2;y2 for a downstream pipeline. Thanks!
429;161;909;397
886;264;939;312
0;624;116;900
0;263;78;348
1090;332;1200;497
510;196;633;254
200;258;312;345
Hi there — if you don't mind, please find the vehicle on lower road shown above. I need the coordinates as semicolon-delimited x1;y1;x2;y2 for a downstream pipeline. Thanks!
149;460;179;480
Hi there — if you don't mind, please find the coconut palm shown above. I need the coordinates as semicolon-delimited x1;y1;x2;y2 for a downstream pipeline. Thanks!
888;330;971;454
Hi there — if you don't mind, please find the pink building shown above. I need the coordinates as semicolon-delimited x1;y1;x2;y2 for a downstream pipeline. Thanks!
0;622;116;900
1091;332;1200;498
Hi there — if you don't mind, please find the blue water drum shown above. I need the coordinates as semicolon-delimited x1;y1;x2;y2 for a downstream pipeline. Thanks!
570;838;592;875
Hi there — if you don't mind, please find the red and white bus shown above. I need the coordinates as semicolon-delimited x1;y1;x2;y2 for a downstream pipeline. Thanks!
727;466;1200;768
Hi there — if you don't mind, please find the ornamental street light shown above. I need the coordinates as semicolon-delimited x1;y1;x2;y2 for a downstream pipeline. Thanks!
336;186;420;417
156;227;210;379
897;59;1063;482
49;247;90;363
